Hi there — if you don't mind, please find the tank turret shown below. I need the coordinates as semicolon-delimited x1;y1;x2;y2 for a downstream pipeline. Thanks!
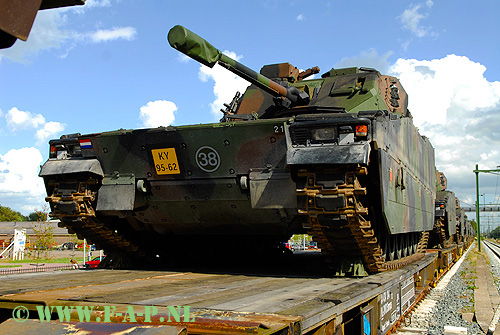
436;170;447;191
432;171;457;248
168;25;310;109
168;25;409;121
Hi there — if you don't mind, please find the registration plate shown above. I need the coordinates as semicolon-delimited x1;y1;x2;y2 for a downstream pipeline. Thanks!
151;148;180;175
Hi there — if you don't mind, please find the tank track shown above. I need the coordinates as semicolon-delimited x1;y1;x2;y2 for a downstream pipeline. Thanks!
45;176;146;259
296;166;425;274
45;171;427;273
433;217;451;248
416;231;429;253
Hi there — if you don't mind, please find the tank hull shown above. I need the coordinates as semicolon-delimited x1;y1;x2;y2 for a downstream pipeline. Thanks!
41;111;436;274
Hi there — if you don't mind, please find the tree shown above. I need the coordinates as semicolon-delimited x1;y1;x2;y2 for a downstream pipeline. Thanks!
0;205;27;221
290;234;312;243
28;211;48;222
28;209;55;262
489;225;500;239
470;220;478;234
69;234;84;258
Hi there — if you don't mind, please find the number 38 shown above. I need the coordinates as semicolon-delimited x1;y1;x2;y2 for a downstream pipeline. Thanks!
195;146;221;173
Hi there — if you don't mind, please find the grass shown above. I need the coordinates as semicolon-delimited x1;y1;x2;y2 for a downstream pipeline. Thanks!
0;257;78;264
1;248;99;266
458;247;481;314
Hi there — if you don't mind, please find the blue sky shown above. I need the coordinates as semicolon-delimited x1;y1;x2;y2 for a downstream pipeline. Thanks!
1;0;500;227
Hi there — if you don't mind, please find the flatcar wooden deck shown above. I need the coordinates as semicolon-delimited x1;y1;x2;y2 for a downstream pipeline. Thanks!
0;251;450;334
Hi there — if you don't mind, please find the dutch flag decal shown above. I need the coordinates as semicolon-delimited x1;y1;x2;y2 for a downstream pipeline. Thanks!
79;139;92;149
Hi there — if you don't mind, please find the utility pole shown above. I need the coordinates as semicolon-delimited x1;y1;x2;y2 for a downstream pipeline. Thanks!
475;165;481;251
474;164;500;251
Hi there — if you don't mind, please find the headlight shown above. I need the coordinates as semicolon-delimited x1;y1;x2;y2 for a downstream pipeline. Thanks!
312;128;337;141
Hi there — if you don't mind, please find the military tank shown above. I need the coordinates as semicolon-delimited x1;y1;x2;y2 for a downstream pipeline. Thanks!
40;25;437;275
431;171;457;248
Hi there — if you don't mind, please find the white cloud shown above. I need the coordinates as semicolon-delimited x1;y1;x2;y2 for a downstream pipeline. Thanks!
70;0;111;15
401;39;412;52
399;2;436;38
139;100;177;128
0;109;65;213
84;0;112;8
178;54;191;63
89;27;137;43
3;107;65;144
198;50;251;120
35;121;66;145
5;108;45;131
389;55;500;201
296;14;304;21
335;49;393;74
0;9;136;63
0;10;70;63
0;147;46;213
0;108;65;213
390;55;500;127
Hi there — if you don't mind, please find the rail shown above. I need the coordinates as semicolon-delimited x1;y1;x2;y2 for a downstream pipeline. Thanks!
0;264;75;275
477;240;500;335
483;240;500;259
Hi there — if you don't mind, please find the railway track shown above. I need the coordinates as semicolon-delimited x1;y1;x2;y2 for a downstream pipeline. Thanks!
483;240;500;335
396;241;500;335
395;243;474;334
475;240;500;334
484;240;500;259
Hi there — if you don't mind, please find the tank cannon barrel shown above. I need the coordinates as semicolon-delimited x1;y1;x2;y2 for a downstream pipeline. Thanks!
167;25;309;107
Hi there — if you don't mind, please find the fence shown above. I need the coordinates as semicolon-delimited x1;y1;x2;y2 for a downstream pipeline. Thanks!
0;264;75;275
